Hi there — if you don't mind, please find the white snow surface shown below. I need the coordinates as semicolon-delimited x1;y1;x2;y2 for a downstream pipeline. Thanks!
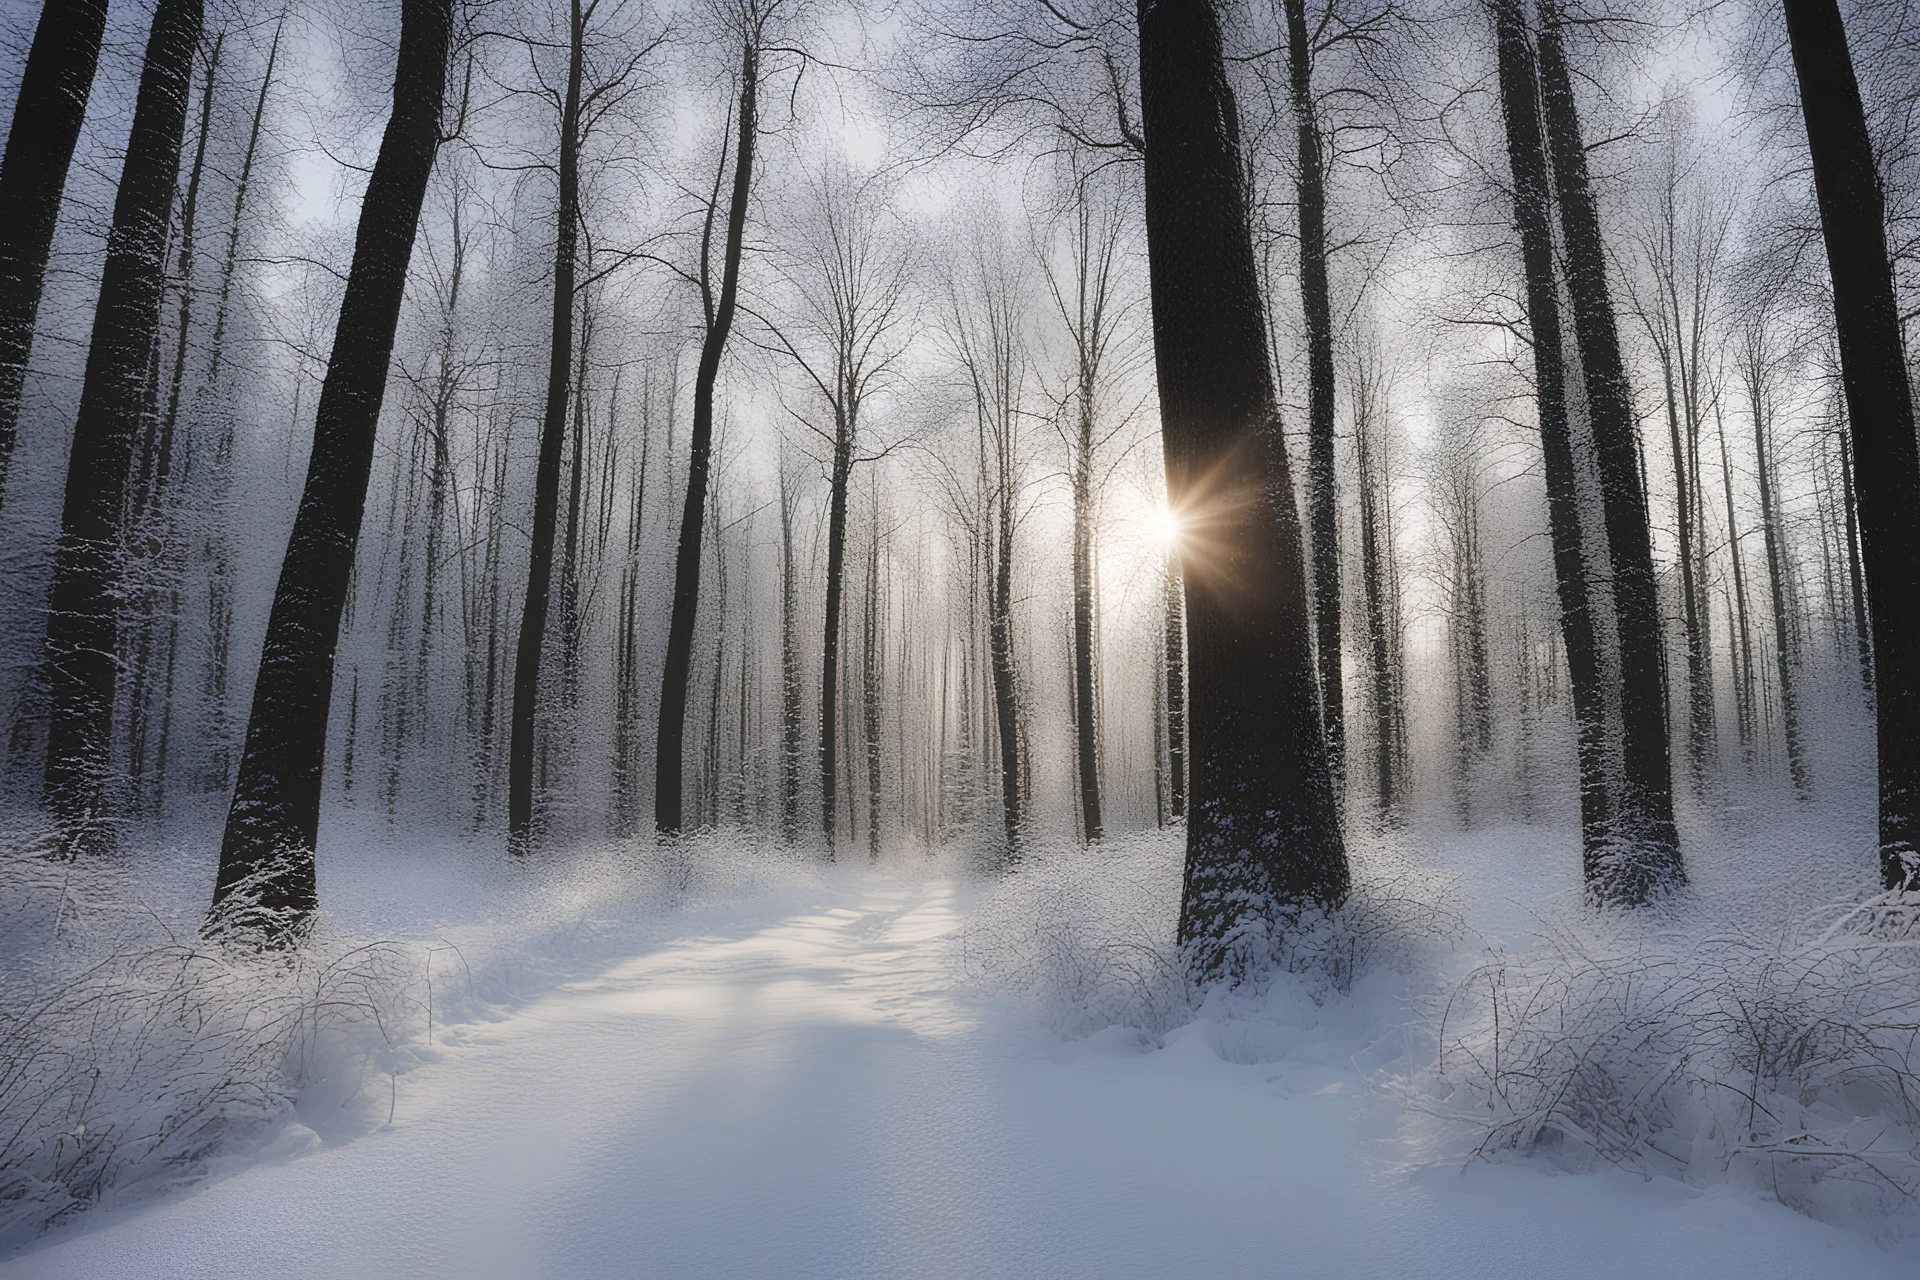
4;828;1915;1279
7;840;1912;1280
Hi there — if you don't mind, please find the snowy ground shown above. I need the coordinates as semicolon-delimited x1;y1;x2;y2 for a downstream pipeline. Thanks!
4;831;1914;1280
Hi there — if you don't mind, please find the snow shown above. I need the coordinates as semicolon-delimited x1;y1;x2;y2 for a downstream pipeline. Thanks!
4;846;1912;1280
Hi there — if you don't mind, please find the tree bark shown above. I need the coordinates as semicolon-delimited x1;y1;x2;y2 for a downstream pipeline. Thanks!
210;0;449;935
1164;550;1187;819
656;43;757;835
1356;398;1400;819
41;0;203;849
779;464;803;842
989;427;1022;853
1748;354;1812;799
1782;0;1920;887
1137;0;1348;972
126;34;222;814
1716;406;1759;771
508;1;585;851
1489;0;1611;885
1836;423;1873;699
863;510;884;861
820;405;852;849
203;16;285;790
1283;0;1344;794
0;0;110;505
1536;3;1683;898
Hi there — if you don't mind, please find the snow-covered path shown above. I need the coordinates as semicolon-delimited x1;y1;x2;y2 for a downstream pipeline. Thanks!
5;875;1911;1279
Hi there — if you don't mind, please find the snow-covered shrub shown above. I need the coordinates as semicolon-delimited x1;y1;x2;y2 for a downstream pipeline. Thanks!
1425;891;1920;1224
0;835;435;1250
0;926;431;1248
957;826;1463;1043
956;829;1192;1039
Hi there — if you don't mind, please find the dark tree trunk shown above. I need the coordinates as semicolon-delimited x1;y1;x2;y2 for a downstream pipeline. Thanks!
1489;0;1612;882
1164;551;1186;819
41;0;203;848
820;412;852;850
989;441;1021;853
209;0;449;935
1535;3;1683;898
1782;0;1920;886
863;512;884;861
657;44;756;835
1356;409;1400;819
127;34;222;814
1837;424;1873;698
1283;0;1344;794
1749;367;1812;799
1717;407;1759;771
1137;0;1348;972
1056;185;1114;844
508;1;584;852
560;307;593;711
1071;354;1103;843
1658;346;1712;790
420;199;465;774
779;466;802;842
0;0;110;505
203;16;284;790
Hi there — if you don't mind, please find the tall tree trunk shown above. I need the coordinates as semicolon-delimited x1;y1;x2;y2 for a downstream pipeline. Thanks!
989;468;1021;853
508;1;584;851
1782;0;1920;886
779;464;802;842
560;304;592;712
863;509;884;861
1748;361;1811;798
656;44;757;835
203;15;285;790
1055;182;1114;844
1356;405;1399;819
1716;406;1759;772
1164;550;1187;820
127;34;222;814
210;0;449;935
41;0;203;849
1658;343;1712;791
1283;0;1344;791
1070;350;1103;843
1836;423;1873;698
819;409;852;850
1490;0;1612;885
1137;0;1348;972
420;199;465;775
0;0;110;505
1536;3;1683;898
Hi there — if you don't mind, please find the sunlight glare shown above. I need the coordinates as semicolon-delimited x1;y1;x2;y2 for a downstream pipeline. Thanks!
1154;507;1182;548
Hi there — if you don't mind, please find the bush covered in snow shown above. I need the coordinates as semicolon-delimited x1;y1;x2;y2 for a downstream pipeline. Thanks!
956;825;1464;1043
1422;889;1920;1225
0;822;826;1251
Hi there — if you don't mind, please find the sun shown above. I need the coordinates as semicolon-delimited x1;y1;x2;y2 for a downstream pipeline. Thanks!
1154;506;1182;548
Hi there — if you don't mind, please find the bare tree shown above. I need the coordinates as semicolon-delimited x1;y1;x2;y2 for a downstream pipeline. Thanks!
1138;0;1347;972
658;0;787;835
41;0;204;850
0;0;110;506
211;0;452;937
1783;0;1920;888
1037;164;1131;843
1535;1;1683;897
753;161;914;851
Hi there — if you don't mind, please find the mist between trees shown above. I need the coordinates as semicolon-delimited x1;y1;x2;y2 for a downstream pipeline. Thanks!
2;0;1920;1235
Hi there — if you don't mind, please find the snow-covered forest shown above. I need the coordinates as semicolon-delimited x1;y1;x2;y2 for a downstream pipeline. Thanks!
3;0;1920;1271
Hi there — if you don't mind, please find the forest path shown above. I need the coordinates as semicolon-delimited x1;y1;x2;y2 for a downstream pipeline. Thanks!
5;872;1909;1279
